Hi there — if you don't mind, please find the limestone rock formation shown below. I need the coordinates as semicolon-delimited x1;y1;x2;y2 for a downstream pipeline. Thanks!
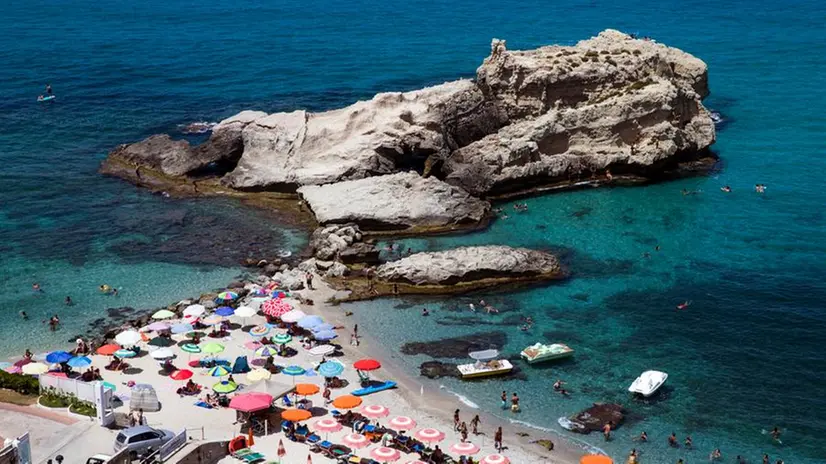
376;245;563;286
562;403;625;434
298;172;490;232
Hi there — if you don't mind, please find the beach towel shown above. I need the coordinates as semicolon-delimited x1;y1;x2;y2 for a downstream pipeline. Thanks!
194;401;213;409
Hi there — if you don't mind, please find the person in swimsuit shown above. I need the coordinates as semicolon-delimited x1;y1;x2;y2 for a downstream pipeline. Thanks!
684;436;692;448
668;433;678;447
46;84;52;95
638;431;648;442
603;422;612;441
511;393;520;412
500;391;507;409
770;426;781;442
677;301;692;310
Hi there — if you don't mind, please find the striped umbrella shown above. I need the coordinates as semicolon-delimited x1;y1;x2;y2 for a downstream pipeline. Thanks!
317;362;344;378
313;418;342;433
415;428;445;443
341;433;370;449
255;346;279;357
389;416;417;430
114;349;137;359
449;442;480;456
217;291;238;301
249;325;270;337
181;344;201;354
67;356;92;369
208;365;231;377
480;455;511;464
362;404;389;418
261;299;292;317
272;333;292;345
282;365;305;377
371;447;401;463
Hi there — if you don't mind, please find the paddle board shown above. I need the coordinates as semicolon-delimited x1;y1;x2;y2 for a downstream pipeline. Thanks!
352;381;397;396
38;95;56;102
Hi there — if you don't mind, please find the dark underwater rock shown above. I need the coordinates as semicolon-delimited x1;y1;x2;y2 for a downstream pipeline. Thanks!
401;330;508;358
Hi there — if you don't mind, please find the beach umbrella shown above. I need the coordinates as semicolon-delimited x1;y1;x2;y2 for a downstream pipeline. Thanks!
181;343;201;354
215;306;235;317
280;309;306;323
146;321;171;332
415;428;445;443
277;439;286;460
246;368;271;383
371;447;401;463
313;418;342;433
309;345;334;357
255;346;279;357
96;344;120;356
150;348;175;359
67;356;92;369
22;362;48;375
148;336;175;347
4;366;21;374
354;359;381;371
182;315;200;325
281;409;312;422
115;330;142;346
312;330;337;341
234;306;256;318
208;365;231;377
481;454;511;464
213;381;238;393
332;395;362;410
389;416;417;431
341;433;370;449
170;369;193;381
201;343;225;355
404;461;427;464
45;351;72;364
171;323;194;334
230;392;273;413
362;404;389;418
244;341;262;351
295;383;320;396
152;309;176;320
317;362;344;378
261;299;291;317
183;304;206;317
249;325;270;337
450;442;480;456
580;456;613;464
115;349;137;359
272;333;292;345
297;315;323;329
217;291;238;301
201;315;224;326
282;365;305;377
312;323;335;333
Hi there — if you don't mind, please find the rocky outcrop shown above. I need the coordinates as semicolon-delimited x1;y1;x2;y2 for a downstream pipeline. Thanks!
298;172;490;232
561;403;625;434
441;30;715;197
376;245;564;286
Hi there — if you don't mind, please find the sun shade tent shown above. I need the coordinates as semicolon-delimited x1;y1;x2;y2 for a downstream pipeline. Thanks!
232;356;251;374
130;383;161;412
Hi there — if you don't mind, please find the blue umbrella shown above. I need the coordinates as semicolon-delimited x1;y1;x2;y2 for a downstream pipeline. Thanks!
67;356;92;369
297;315;323;329
312;323;335;333
313;330;338;341
215;306;235;317
318;362;344;378
171;323;194;334
282;365;305;376
45;351;72;364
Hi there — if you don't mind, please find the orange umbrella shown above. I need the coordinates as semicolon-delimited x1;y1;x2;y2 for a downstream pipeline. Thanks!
295;383;320;396
281;409;313;422
332;395;362;409
96;344;120;356
580;456;613;464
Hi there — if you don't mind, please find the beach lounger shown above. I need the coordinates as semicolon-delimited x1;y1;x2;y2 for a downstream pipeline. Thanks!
232;448;266;463
306;433;321;444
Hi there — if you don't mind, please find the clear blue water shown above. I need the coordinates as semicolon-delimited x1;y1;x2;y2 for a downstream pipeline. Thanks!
2;0;826;462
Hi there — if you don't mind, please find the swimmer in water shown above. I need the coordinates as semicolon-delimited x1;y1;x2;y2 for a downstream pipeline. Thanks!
20;311;29;320
32;283;42;293
668;432;678;447
628;448;637;464
112;288;119;296
553;379;564;391
421;308;430;316
709;448;722;461
468;303;476;312
65;296;73;306
676;301;692;310
755;184;766;193
721;186;732;193
770;426;781;442
637;431;648;442
684;436;692;448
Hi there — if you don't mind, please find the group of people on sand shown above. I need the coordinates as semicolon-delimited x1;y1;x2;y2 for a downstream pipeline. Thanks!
625;429;784;464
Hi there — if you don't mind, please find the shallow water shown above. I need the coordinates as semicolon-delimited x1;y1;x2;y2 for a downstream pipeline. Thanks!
2;0;826;462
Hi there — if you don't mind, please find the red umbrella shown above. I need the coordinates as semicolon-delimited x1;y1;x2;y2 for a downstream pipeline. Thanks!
277;439;286;458
262;299;292;317
170;369;193;381
97;344;120;356
229;392;274;413
353;359;381;371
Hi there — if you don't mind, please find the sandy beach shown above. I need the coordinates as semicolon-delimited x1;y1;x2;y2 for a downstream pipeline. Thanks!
19;270;587;464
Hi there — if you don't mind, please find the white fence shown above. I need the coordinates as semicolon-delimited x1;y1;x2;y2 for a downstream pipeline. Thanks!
39;375;98;403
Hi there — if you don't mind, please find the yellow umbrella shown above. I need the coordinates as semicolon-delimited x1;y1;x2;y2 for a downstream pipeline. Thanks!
246;368;272;383
22;362;49;375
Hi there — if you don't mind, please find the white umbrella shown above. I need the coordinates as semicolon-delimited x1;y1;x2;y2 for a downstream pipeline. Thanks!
150;348;175;359
183;304;206;317
281;309;306;323
22;362;49;375
115;330;142;346
234;306;256;318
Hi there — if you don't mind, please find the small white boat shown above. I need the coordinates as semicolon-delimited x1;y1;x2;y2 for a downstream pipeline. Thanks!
520;342;574;364
457;349;513;379
628;370;668;397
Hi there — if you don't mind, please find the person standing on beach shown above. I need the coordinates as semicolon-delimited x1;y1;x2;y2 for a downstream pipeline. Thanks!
305;272;314;290
470;415;480;435
453;409;460;431
494;426;503;452
459;421;468;442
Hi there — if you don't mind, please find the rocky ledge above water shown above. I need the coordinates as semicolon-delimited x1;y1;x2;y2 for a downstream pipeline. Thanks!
101;29;716;234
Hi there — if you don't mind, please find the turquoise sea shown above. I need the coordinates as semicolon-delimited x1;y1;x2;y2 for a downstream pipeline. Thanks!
2;0;825;462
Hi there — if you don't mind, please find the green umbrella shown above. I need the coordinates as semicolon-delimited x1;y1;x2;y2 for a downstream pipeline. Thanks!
201;342;225;354
213;381;238;393
273;333;292;345
208;365;231;377
152;309;176;320
114;349;137;359
181;343;201;354
148;337;175;347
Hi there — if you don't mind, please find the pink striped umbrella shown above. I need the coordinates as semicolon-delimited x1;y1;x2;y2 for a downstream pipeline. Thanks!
370;447;401;463
313;418;342;433
405;461;427;464
341;433;370;449
414;428;445;443
262;299;292;317
480;454;510;464
449;442;480;456
388;416;417;430
361;404;389;418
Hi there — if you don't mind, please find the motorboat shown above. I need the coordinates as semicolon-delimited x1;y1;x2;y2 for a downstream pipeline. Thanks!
628;370;668;397
457;349;513;379
520;343;574;364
